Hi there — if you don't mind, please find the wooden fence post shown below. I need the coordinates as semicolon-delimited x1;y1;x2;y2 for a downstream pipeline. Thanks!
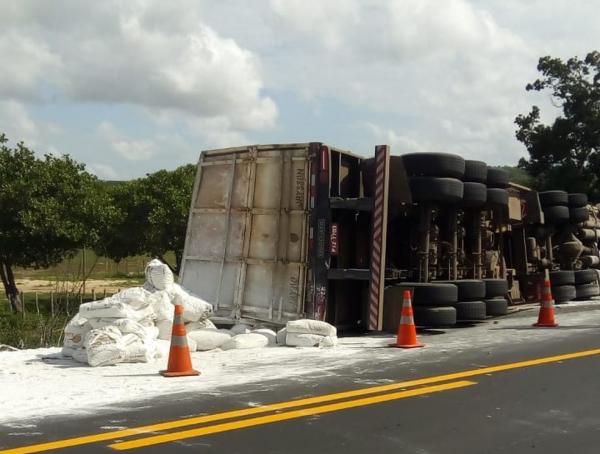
35;292;40;316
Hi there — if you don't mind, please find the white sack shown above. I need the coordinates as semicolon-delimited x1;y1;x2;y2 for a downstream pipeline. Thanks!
187;329;231;351
113;287;151;309
148;291;174;321
63;314;92;349
79;300;154;321
230;323;252;335
145;259;174;290
79;299;130;319
143;325;160;340
319;336;338;347
87;344;126;367
221;333;269;350
252;329;277;345
119;333;140;347
128;305;155;321
111;319;149;339
88;318;122;329
121;335;158;363
187;335;197;353
286;319;337;337
276;327;287;345
171;287;213;322
186;319;217;331
138;318;155;327
84;326;122;349
71;348;89;364
156;320;173;340
285;333;338;348
123;342;154;363
61;346;75;358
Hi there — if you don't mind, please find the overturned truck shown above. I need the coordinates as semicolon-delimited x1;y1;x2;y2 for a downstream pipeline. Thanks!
179;143;600;332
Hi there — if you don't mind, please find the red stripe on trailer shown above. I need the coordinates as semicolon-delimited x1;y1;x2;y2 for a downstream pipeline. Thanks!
319;146;329;184
367;145;390;330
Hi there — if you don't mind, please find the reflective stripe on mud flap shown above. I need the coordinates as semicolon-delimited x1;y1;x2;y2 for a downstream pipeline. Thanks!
368;145;390;330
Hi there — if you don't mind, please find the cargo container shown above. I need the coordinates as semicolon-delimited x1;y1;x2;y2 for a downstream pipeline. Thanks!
180;143;377;328
180;143;600;331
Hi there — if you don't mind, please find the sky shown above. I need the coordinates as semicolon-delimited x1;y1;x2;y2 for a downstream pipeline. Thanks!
0;0;598;180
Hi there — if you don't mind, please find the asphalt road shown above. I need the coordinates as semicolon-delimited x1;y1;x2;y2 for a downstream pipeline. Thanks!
2;313;600;453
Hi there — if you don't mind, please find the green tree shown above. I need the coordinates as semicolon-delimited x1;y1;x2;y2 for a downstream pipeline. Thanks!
496;166;535;188
95;164;196;274
0;134;112;312
516;51;600;198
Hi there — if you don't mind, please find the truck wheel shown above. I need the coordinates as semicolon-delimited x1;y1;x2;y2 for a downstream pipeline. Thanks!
568;193;588;208
483;279;509;298
539;190;568;207
486;168;509;188
543;205;569;224
575;282;600;300
464;160;487;183
462;182;487;207
455;301;487;320
549;270;575;286
394;282;458;306
569;206;589;223
552;285;576;303
484;298;508;316
409;177;463;204
574;269;598;285
486;188;509;207
439;280;485;301
413;306;457;327
401;153;465;179
559;241;583;257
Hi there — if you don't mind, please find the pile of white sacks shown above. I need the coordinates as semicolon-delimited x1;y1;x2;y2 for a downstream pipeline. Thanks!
62;259;338;367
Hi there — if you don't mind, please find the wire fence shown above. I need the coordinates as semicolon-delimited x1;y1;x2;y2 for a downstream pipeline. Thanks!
19;288;122;318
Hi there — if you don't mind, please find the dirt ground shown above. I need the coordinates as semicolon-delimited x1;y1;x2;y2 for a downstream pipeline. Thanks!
15;278;139;294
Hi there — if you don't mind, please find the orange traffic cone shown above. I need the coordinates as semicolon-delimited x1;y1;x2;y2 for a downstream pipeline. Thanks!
389;290;424;348
160;303;200;377
533;271;558;328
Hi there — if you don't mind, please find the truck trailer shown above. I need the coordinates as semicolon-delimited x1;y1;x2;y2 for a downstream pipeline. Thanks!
179;143;600;332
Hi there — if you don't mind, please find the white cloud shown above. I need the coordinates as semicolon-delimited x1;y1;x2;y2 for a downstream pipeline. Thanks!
112;139;157;161
1;0;598;173
0;1;277;134
366;123;430;154
270;0;360;51
265;0;535;164
97;121;156;161
87;163;120;180
0;100;38;146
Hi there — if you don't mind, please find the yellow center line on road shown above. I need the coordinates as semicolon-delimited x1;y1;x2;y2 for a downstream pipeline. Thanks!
109;380;477;450
2;347;600;454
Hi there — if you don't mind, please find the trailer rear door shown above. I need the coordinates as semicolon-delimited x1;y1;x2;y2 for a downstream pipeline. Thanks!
180;144;311;324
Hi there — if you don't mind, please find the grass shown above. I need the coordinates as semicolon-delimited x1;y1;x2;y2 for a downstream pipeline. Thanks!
0;293;100;349
14;250;177;280
1;250;178;349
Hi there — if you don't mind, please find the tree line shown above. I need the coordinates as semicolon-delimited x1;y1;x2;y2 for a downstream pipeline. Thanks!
0;133;195;313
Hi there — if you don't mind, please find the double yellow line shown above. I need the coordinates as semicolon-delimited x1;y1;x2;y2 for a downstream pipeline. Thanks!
3;348;600;453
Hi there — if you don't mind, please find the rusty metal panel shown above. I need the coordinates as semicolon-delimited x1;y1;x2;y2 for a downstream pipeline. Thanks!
180;144;311;324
